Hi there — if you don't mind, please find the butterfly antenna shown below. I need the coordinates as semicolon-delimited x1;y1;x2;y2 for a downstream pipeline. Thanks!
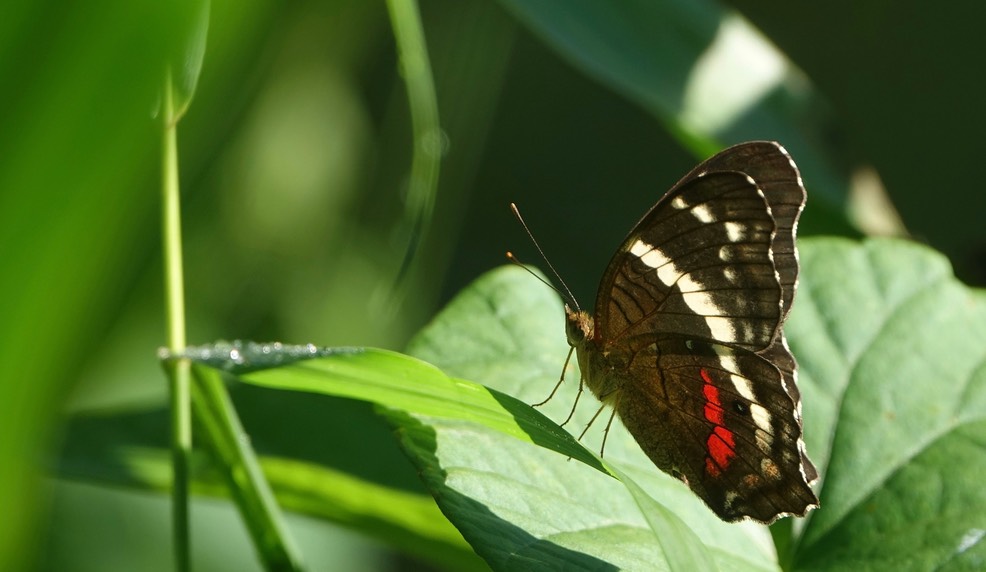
509;203;581;311
506;252;568;302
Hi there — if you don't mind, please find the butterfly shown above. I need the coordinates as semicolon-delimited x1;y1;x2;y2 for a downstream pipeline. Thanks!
564;141;818;523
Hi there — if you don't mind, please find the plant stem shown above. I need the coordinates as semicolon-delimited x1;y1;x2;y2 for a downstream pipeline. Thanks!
191;365;306;570
386;0;442;290
162;68;192;572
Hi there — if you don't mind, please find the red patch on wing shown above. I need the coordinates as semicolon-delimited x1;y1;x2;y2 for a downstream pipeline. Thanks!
701;368;736;476
700;368;714;385
703;381;725;425
707;426;735;470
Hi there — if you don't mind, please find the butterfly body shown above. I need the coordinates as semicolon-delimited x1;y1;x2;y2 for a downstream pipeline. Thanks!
567;142;818;523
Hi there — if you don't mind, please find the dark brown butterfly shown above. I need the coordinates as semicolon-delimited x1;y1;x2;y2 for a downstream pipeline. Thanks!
565;141;818;523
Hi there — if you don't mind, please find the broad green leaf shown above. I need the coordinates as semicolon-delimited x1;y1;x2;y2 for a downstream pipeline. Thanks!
234;347;604;475
788;239;986;569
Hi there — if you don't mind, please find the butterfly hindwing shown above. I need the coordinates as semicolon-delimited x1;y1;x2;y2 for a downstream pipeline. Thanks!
614;337;817;522
759;335;818;483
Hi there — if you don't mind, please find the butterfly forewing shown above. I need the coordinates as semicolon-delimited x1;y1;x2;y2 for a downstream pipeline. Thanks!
673;141;806;318
597;171;782;353
568;141;817;523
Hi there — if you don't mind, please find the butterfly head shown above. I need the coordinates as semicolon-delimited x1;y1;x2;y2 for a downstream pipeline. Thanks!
564;304;594;349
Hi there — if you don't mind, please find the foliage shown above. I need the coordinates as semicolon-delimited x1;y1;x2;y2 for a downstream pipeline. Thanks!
4;0;986;569
62;239;986;570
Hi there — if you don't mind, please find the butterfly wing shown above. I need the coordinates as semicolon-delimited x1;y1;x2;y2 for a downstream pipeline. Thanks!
685;142;817;483
594;169;783;352
670;141;805;319
577;142;816;522
614;337;818;522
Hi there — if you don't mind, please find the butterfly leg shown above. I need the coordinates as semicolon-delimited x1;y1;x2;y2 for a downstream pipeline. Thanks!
577;402;607;442
575;404;618;458
531;345;576;407
560;376;584;428
599;408;619;458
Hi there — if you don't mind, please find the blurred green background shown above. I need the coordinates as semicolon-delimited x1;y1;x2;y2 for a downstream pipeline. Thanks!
3;0;985;569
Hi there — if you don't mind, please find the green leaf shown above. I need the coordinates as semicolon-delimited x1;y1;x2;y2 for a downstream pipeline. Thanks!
166;0;210;121
0;2;186;567
788;239;986;569
235;347;605;476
